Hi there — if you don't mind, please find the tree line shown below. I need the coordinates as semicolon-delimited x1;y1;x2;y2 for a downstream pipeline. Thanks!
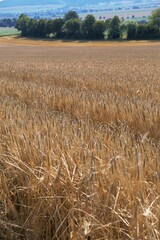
0;18;17;28
16;8;160;40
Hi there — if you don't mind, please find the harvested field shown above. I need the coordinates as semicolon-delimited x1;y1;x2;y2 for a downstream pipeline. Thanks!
0;44;160;239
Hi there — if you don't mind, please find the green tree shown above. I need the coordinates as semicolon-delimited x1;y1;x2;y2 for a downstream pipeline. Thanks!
127;22;137;40
16;14;30;36
36;19;48;37
51;18;65;38
149;8;160;31
81;14;96;39
46;20;53;35
27;18;38;37
93;20;106;39
136;24;160;40
108;16;121;39
63;18;81;38
64;11;79;22
136;24;148;39
105;19;111;29
147;24;159;39
120;23;127;39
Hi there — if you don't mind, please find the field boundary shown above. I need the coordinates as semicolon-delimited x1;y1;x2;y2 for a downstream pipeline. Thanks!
0;36;160;47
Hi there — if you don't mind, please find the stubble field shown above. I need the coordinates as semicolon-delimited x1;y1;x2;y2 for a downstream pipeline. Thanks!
0;44;160;240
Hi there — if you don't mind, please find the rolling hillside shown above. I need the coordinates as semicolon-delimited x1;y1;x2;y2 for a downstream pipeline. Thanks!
0;0;159;19
0;0;158;7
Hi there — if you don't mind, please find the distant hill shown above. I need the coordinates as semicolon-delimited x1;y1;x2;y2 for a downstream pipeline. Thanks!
0;0;159;19
1;0;160;8
0;0;145;7
1;0;59;7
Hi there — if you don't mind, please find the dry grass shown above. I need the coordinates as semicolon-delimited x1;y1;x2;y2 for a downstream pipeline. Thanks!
0;44;160;240
1;36;160;47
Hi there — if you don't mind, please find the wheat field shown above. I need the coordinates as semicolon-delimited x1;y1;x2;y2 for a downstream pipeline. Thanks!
0;44;160;240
